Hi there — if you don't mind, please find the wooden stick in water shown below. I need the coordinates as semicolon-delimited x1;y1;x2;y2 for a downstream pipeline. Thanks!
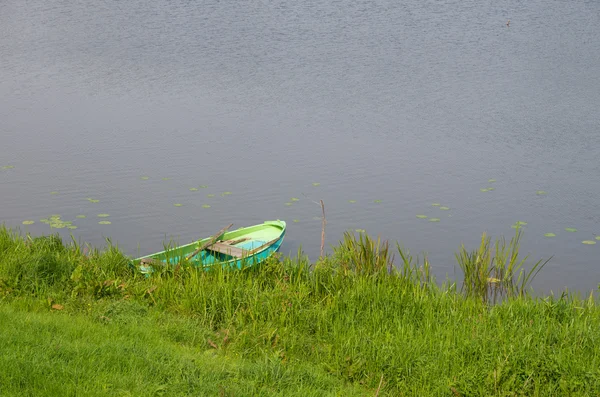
320;200;326;258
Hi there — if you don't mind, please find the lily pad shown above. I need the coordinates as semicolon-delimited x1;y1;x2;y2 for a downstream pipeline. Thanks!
431;203;441;206
67;225;78;230
189;188;199;191
348;200;356;203
222;192;232;196
582;240;596;245
141;176;149;180
416;215;428;219
429;218;441;222
488;179;496;183
40;219;50;224
565;228;578;233
199;185;208;188
97;214;110;218
98;221;111;225
207;194;215;198
596;236;600;241
1;165;15;169
312;182;320;186
22;220;35;225
536;190;547;195
202;204;211;208
290;197;300;202
162;177;170;181
285;202;293;206
50;191;59;195
480;188;490;192
544;233;556;237
374;200;382;203
173;203;183;207
439;206;450;211
86;198;99;203
76;215;86;219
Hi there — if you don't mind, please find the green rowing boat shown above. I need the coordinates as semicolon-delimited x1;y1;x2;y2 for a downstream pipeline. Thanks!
133;220;286;274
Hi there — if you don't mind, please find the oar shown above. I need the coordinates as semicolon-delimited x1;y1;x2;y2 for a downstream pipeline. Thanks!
185;223;233;261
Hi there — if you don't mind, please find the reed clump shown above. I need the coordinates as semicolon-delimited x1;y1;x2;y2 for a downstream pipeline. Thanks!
0;225;598;396
456;230;551;303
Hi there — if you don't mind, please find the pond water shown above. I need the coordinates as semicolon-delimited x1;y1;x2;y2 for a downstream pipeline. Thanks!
1;0;599;293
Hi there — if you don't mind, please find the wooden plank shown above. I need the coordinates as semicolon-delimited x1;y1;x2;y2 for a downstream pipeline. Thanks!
221;237;250;245
185;223;234;261
139;257;164;266
208;242;246;258
248;237;281;254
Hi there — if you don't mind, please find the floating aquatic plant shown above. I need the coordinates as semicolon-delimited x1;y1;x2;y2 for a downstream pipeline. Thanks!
221;192;232;197
189;188;198;191
431;203;440;206
202;204;211;208
374;200;382;204
536;191;547;195
76;215;86;219
596;236;600;241
293;219;300;223
207;194;215;198
141;176;149;180
480;188;490;192
429;218;440;222
290;197;300;202
40;219;50;224
312;182;320;186
582;240;596;245
544;233;556;237
285;202;293;206
173;203;183;207
439;206;450;211
50;191;59;195
416;215;428;219
1;165;14;169
98;221;111;225
22;220;34;225
86;198;99;203
67;225;78;230
199;185;208;188
162;178;170;181
565;228;577;232
488;179;496;183
348;200;356;204
516;221;527;226
97;214;110;218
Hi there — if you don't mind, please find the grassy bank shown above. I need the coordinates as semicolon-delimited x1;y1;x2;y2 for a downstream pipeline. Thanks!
1;226;599;396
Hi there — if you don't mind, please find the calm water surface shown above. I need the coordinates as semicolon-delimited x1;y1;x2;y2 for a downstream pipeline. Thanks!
1;0;599;293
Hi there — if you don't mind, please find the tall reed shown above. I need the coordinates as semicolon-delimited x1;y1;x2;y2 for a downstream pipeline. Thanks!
455;230;550;303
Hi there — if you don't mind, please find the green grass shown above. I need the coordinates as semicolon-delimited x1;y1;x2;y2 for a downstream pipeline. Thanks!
1;225;600;396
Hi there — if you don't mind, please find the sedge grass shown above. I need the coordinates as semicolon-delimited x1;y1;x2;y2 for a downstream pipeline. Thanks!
0;225;599;396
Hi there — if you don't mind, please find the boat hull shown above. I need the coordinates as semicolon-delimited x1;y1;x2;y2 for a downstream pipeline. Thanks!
133;220;286;274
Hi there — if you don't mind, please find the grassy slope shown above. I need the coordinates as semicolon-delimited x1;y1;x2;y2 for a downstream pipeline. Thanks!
0;302;369;397
1;227;600;396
